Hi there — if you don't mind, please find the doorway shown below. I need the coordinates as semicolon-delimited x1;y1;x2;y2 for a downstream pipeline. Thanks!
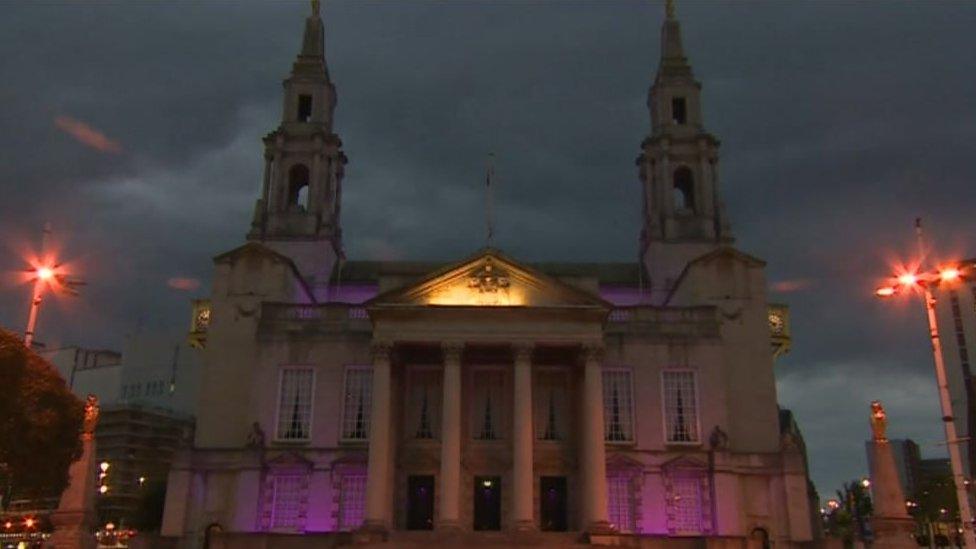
540;476;568;531
473;476;502;531
406;475;435;530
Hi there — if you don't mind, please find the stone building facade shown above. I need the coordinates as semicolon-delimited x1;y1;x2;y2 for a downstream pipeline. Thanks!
161;2;814;546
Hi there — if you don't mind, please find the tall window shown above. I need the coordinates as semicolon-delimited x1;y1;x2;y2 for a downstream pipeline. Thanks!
537;370;567;441
409;368;441;439
602;370;634;442
473;370;505;440
337;473;367;531
276;368;314;441
608;475;636;533
341;367;373;441
270;475;306;530
663;370;699;443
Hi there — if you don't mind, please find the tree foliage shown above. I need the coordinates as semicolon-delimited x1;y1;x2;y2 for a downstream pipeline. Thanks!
825;480;873;546
0;328;84;501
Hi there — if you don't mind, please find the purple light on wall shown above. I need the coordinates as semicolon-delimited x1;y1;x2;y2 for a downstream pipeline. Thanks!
599;285;646;306
319;283;378;304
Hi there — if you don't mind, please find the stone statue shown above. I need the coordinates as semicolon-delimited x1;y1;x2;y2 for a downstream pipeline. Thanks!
870;400;888;442
246;421;266;448
82;394;99;436
709;425;729;450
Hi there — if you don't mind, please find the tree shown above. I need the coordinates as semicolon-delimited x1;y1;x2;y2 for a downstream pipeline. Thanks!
825;480;874;548
0;328;84;503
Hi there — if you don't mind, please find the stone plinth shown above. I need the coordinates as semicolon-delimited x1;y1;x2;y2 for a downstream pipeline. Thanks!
48;432;97;549
869;439;916;549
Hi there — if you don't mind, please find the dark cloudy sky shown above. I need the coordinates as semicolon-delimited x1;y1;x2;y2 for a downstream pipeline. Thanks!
2;0;975;500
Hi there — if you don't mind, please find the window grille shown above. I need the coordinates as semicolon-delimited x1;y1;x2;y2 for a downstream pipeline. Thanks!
473;370;505;440
276;368;314;440
669;475;703;534
663;371;699;443
536;370;567;441
270;475;305;530
341;367;373;441
602;370;634;442
337;473;367;531
410;368;441;439
608;475;635;533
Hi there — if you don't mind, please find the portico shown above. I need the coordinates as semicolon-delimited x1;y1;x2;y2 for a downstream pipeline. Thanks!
359;250;613;536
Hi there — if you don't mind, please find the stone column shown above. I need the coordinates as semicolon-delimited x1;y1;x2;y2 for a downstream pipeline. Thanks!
50;396;99;549
438;342;464;530
363;342;393;533
512;343;535;530
580;344;612;536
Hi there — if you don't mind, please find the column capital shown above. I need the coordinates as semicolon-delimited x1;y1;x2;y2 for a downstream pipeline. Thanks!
441;341;464;363
582;342;604;363
512;342;534;364
371;340;393;362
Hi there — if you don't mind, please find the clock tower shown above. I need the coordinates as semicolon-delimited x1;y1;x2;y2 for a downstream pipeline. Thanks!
247;0;346;292
638;0;733;302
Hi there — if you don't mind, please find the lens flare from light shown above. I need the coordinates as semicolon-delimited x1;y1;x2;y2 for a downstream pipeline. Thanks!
36;267;54;281
940;268;960;282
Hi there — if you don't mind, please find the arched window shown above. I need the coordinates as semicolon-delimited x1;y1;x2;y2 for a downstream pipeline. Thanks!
673;167;695;212
287;164;310;210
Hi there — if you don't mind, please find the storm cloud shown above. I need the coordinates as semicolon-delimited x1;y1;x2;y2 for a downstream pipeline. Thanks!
1;0;975;499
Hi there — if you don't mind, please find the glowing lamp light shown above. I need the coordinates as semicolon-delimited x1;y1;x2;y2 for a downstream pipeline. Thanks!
23;518;35;529
139;476;146;485
876;286;897;298
4;521;12;529
99;485;109;494
482;479;492;488
861;478;871;488
827;499;840;510
940;268;961;282
36;266;54;281
100;461;110;472
898;273;918;286
106;523;115;531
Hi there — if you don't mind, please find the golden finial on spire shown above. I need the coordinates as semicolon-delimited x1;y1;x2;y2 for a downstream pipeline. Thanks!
311;0;321;15
665;0;676;20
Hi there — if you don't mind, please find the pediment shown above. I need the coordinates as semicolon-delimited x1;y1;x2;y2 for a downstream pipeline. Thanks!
367;249;610;309
660;454;707;471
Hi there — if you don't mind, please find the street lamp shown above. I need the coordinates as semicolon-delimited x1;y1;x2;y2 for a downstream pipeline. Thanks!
875;222;976;548
21;223;84;348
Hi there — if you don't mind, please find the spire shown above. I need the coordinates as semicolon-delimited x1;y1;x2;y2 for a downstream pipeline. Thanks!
657;0;692;80
292;0;329;80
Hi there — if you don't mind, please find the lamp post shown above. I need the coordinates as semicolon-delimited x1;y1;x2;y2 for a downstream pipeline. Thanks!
22;223;83;348
875;227;976;548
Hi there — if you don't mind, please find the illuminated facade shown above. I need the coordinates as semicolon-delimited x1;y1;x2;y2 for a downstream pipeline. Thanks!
161;2;814;547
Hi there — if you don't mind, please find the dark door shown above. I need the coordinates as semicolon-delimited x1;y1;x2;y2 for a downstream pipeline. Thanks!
407;475;435;530
540;476;568;531
473;476;502;531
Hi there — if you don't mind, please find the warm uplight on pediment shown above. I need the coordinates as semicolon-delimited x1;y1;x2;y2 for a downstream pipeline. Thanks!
424;258;527;306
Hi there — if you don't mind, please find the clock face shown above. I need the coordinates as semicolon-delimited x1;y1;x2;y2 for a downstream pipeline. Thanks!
195;306;211;330
768;312;784;335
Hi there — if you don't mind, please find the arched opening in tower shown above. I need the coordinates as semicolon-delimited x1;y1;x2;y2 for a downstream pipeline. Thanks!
287;164;310;211
673;166;695;212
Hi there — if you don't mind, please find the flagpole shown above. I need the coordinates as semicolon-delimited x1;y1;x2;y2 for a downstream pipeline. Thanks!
486;152;495;248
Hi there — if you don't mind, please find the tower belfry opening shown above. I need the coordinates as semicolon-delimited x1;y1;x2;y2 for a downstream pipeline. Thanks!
246;0;347;290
